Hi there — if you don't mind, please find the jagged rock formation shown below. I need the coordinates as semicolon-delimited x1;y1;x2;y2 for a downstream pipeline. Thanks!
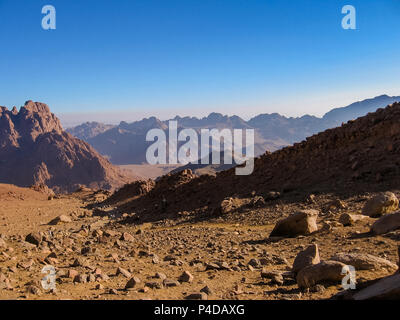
0;101;132;192
111;102;400;221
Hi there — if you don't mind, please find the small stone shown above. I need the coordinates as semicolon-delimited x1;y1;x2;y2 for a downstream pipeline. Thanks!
48;215;72;225
185;292;208;300
339;213;367;226
179;271;194;283
25;232;42;246
73;274;88;283
200;286;213;295
95;284;104;290
120;232;134;242
27;285;41;295
145;281;163;289
292;244;320;274
163;279;180;287
125;277;141;289
72;257;88;267
155;272;167;280
68;269;79;279
116;267;132;278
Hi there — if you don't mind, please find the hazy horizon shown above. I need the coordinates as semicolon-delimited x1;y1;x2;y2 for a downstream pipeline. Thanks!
1;0;400;127
58;91;400;127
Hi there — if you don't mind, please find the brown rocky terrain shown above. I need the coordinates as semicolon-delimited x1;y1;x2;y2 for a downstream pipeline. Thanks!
0;184;399;300
100;102;400;225
0;101;133;193
1;102;400;300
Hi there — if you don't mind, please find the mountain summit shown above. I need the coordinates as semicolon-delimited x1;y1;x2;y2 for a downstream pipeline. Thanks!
0;101;132;192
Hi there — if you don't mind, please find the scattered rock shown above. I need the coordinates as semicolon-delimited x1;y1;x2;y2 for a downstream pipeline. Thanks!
362;192;399;217
371;211;400;235
352;273;400;300
48;215;72;225
185;292;208;300
339;213;367;226
296;260;346;288
155;272;167;280
179;271;194;283
200;286;213;295
0;238;7;248
145;281;163;289
330;253;397;271
125;277;141;289
220;197;241;215
72;257;89;268
116;267;132;278
292;244;320;274
25;232;42;246
270;210;319;238
120;232;134;242
163;279;180;287
73;274;88;284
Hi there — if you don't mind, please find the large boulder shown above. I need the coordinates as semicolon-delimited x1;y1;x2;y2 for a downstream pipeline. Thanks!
362;192;399;217
371;211;400;235
292;244;320;274
330;253;397;271
269;210;319;238
352;274;400;300
296;260;346;288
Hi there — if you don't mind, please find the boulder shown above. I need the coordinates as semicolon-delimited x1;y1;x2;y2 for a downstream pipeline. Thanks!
362;192;399;217
292;244;320;274
330;253;397;271
296;260;346;288
352;274;400;300
339;213;367;226
270;210;319;238
48;214;72;225
371;211;400;235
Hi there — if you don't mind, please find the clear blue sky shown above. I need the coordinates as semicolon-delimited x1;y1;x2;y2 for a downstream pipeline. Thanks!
1;0;400;125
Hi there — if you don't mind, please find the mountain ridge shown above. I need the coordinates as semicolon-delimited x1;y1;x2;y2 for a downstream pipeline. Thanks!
0;101;133;192
66;94;400;166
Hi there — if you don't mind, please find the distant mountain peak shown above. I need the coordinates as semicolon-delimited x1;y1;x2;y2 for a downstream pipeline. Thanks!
0;101;131;192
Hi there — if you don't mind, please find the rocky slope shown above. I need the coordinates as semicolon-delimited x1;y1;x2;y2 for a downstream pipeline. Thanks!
105;101;400;222
66;122;115;140
0;101;132;192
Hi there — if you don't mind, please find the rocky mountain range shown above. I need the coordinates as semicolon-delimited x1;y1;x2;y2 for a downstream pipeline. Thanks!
109;100;400;222
67;95;400;166
0;101;132;192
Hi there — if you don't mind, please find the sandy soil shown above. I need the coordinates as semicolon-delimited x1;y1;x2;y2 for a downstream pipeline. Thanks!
0;184;398;300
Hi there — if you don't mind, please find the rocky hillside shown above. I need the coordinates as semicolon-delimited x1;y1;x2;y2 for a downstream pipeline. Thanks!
107;101;400;222
0;101;132;192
